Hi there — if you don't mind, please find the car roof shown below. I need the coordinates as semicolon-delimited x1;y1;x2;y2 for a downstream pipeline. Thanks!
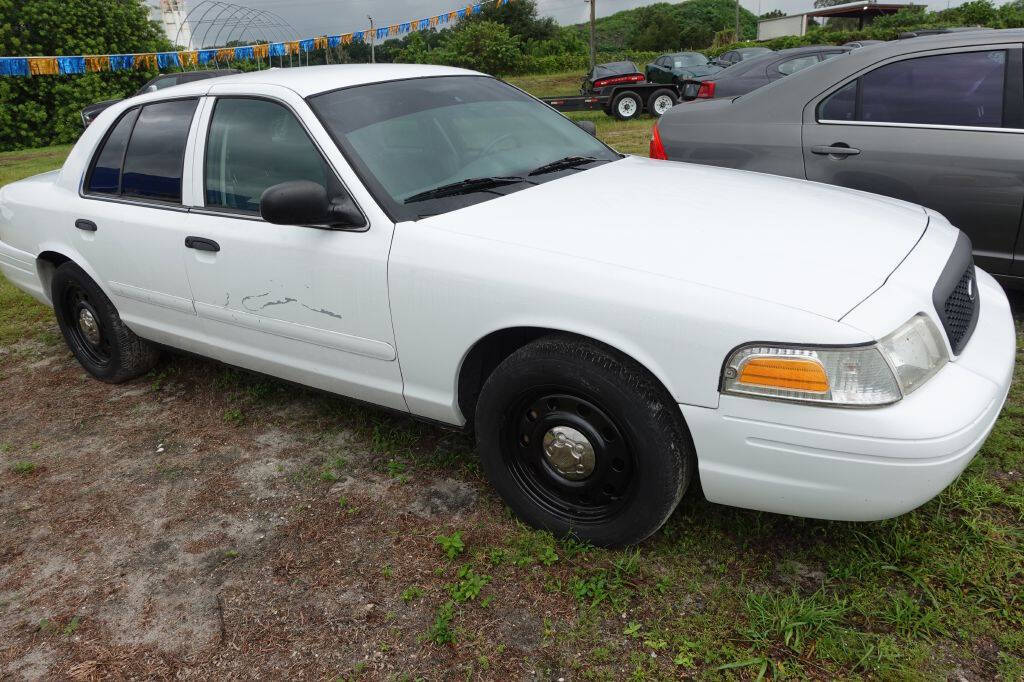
128;63;481;99
715;45;849;78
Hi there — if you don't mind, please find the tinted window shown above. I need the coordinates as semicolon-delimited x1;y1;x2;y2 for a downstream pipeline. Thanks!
87;109;138;195
205;98;328;213
819;80;857;121
150;75;179;90
859;50;1005;127
122;99;198;203
777;55;819;76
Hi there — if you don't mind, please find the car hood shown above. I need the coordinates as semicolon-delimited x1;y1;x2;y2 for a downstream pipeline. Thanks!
421;156;927;321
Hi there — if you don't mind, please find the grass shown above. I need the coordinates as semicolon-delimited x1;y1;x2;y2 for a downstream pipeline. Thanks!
0;144;73;187
1;86;1022;679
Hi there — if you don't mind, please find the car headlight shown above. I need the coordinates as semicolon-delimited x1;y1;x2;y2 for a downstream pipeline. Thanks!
721;313;948;407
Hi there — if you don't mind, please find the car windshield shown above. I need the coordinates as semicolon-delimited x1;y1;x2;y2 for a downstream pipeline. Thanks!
593;62;639;77
674;54;707;67
309;75;620;220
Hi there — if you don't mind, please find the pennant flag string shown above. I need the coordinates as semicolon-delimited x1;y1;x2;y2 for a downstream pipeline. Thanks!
0;0;511;77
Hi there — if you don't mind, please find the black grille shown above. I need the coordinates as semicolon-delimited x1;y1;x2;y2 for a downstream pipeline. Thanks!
943;264;977;354
932;232;979;356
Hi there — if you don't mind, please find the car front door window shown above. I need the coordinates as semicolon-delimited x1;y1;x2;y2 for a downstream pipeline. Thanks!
204;98;332;213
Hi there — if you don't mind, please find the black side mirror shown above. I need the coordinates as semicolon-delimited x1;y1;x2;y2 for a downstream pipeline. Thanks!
260;180;366;229
575;120;597;137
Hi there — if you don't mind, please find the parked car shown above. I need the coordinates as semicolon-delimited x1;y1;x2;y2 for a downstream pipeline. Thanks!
679;45;850;100
653;29;1024;281
843;40;885;48
80;69;239;127
0;65;1013;546
580;60;645;96
645;52;721;84
710;46;773;68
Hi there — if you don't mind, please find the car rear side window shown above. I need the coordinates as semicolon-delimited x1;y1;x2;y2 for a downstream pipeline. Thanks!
777;55;819;76
819;50;1007;128
86;109;138;195
121;99;198;203
204;98;329;213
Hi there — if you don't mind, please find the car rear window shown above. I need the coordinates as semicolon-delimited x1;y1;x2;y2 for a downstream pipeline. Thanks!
86;109;138;195
121;100;198;203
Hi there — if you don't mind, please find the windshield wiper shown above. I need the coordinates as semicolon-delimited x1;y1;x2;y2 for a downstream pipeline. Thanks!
527;156;603;177
404;176;527;204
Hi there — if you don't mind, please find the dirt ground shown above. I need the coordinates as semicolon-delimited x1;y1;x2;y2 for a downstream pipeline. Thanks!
0;331;565;679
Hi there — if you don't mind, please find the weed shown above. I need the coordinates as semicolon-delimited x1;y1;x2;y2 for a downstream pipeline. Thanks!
744;589;849;653
382;563;393;579
401;586;424;603
425;601;456;645
10;461;35;475
222;408;244;426
436;531;465;560
448;565;490;603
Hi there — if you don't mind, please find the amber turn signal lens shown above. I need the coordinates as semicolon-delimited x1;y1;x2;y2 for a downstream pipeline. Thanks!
737;357;829;393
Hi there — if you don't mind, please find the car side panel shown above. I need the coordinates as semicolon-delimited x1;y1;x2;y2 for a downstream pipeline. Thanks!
658;114;806;176
387;219;870;426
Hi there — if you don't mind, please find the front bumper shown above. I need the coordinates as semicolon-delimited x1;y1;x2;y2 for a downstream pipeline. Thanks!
681;267;1015;521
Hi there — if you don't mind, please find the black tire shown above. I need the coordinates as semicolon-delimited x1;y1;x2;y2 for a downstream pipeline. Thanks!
474;334;695;547
647;88;678;117
611;91;642;121
51;262;160;383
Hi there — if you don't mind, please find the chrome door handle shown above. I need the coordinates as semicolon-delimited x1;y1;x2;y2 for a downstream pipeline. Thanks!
811;145;860;156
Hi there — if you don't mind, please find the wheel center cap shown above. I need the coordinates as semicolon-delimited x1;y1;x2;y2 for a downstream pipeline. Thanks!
78;308;101;345
542;426;595;481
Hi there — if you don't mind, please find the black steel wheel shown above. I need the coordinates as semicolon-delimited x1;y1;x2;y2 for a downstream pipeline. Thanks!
475;334;695;547
59;281;113;368
51;262;160;383
505;389;636;523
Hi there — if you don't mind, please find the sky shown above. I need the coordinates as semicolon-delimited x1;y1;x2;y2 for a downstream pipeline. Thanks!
168;0;1005;45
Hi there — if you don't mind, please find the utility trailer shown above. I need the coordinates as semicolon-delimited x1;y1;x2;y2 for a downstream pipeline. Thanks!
541;82;684;121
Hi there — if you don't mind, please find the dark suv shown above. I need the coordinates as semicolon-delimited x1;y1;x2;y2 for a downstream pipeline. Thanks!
81;69;240;127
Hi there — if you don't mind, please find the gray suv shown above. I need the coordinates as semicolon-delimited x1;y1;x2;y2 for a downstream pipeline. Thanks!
656;30;1024;284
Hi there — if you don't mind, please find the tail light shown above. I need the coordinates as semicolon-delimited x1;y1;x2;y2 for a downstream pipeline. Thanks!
592;73;645;89
696;81;716;99
650;122;668;160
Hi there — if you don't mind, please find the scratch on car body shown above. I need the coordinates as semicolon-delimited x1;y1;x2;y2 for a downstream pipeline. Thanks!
241;292;270;311
301;304;343;320
222;292;230;307
261;297;297;309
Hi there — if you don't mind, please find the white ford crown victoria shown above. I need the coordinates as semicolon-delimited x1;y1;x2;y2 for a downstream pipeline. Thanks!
0;65;1015;545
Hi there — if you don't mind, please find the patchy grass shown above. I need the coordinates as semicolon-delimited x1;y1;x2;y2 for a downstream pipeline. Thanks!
505;70;583;98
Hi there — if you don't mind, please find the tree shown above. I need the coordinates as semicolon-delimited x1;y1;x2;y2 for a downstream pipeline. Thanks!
760;10;786;19
435;21;522;76
626;0;758;51
463;0;557;42
0;0;171;150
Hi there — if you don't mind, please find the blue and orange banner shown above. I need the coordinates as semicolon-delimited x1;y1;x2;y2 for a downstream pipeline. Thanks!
0;0;509;77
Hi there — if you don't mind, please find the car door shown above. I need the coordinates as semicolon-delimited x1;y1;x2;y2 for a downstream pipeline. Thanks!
803;45;1024;275
181;85;407;411
648;57;666;83
74;97;203;349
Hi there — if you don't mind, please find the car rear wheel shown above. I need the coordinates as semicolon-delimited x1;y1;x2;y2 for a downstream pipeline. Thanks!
51;262;160;383
474;334;695;546
648;89;678;116
611;91;642;121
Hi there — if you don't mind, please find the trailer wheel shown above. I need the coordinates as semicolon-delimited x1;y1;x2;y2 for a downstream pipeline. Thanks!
611;91;642;121
648;89;678;117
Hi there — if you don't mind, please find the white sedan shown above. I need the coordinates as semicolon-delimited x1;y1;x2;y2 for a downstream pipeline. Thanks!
0;65;1014;546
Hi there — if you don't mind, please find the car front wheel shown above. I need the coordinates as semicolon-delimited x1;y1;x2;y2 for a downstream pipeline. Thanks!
474;335;694;546
51;262;160;383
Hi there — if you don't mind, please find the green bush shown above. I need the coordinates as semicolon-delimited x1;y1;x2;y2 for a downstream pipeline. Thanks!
0;0;170;151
